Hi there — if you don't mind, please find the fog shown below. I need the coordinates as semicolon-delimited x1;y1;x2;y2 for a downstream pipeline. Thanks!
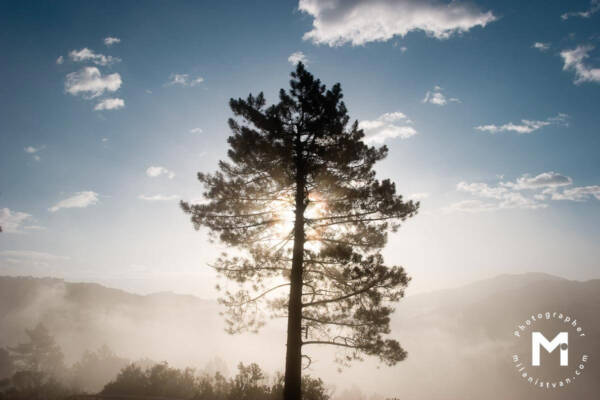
0;273;598;399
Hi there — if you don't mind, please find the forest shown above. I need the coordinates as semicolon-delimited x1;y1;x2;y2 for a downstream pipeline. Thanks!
0;324;332;400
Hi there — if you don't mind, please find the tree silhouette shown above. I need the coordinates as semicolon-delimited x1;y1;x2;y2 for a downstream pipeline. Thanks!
0;347;13;379
8;323;66;396
182;63;418;400
69;345;130;393
9;323;64;376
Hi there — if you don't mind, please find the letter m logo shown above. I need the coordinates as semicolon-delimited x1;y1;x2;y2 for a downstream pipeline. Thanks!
532;332;568;366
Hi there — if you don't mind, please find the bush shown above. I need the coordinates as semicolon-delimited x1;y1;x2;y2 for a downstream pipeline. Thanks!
101;361;330;400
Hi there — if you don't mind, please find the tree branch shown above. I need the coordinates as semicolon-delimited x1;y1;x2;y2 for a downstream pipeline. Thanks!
302;340;359;349
302;279;384;308
233;283;291;306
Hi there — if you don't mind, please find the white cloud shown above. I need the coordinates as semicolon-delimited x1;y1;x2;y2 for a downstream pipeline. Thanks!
0;208;32;233
49;191;99;212
443;199;499;213
560;45;600;84
169;74;188;85
167;73;204;87
447;172;600;212
298;0;497;46
65;67;122;99
56;56;64;64
0;250;69;267
399;46;408;53
24;145;44;154
138;194;180;201
94;97;125;111
425;91;447;105
454;181;546;211
532;42;550;52
422;86;460;106
24;145;45;161
104;36;121;46
359;111;417;144
190;128;203;134
69;48;120;66
23;225;46;231
475;113;569;134
561;0;600;20
550;186;600;201
457;181;507;199
378;111;410;122
146;166;175;179
288;51;308;65
502;171;572;190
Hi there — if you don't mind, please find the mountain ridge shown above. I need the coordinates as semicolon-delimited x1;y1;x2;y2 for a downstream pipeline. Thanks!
0;272;598;399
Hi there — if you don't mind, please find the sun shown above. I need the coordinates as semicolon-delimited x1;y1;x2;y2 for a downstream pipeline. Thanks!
267;191;328;251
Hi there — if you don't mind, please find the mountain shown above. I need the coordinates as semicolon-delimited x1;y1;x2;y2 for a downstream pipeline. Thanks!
0;273;598;399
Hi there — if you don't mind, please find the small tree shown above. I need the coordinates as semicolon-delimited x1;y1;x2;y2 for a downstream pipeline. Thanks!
229;363;269;400
0;348;13;380
182;63;418;400
101;364;147;396
70;345;130;393
9;323;64;377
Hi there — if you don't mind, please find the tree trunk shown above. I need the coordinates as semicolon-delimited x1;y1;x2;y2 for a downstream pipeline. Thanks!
284;146;305;400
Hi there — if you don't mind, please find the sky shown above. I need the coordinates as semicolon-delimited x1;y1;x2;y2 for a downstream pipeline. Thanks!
1;0;599;297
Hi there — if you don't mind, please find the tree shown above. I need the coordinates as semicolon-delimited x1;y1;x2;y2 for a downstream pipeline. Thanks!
182;63;418;400
101;364;147;396
0;348;13;380
229;362;269;400
69;345;130;393
9;324;64;377
7;324;67;399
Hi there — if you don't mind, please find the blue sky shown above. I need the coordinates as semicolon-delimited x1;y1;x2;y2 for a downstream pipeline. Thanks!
1;0;599;296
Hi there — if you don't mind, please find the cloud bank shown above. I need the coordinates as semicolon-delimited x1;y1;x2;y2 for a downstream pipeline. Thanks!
446;172;599;212
298;0;496;46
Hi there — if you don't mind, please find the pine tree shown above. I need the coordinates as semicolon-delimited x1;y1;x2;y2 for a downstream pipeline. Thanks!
9;323;65;391
9;323;64;375
182;63;419;400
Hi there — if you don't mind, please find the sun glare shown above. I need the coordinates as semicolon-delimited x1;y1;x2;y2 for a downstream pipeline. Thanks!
268;191;328;251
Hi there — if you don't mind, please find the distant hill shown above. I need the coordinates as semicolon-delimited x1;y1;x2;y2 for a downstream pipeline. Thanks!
0;273;598;399
0;276;227;368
